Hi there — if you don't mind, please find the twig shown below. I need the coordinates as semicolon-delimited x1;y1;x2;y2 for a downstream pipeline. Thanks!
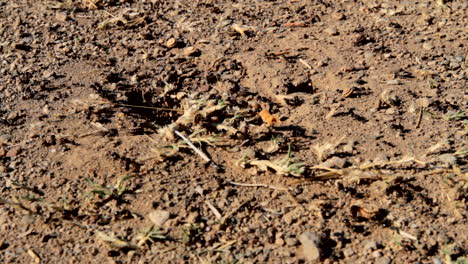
299;59;312;70
415;107;424;129
116;103;183;112
226;180;288;191
27;249;41;264
204;201;222;220
174;130;220;169
195;186;223;220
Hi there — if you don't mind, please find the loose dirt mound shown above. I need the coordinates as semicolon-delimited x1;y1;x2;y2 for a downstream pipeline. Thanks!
0;0;466;263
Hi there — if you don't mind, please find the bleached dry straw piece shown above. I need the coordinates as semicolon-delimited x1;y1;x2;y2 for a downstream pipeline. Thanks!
174;130;211;163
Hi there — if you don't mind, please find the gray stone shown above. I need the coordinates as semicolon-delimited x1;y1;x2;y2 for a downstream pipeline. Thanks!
453;56;464;62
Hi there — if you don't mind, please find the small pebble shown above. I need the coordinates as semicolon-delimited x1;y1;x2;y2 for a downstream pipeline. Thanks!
0;147;6;157
343;144;354;153
285;237;299;246
453;56;464;62
183;46;198;56
423;42;434;51
148;210;170;226
385;108;396;115
325;27;338;36
449;62;460;70
376;256;392;264
364;240;378;251
343;247;355;257
299;231;322;262
333;12;345;20
320;156;346;169
186;211;199;224
275;238;285;246
6;146;21;157
55;12;68;22
364;51;374;60
386;79;402;85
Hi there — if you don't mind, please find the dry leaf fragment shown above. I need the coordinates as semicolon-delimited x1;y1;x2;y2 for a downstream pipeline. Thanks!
96;231;135;249
342;87;354;98
231;24;251;37
350;205;377;219
166;38;177;48
183;46;198;56
259;109;281;126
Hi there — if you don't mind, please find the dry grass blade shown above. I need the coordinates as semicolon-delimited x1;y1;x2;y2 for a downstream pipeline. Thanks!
96;231;136;249
82;0;99;9
158;96;227;140
358;156;426;170
86;175;134;202
231;24;251;37
0;197;34;213
312;136;345;161
98;9;145;29
250;158;305;177
444;110;465;121
310;167;383;181
308;156;429;182
174;130;220;169
135;226;167;247
244;145;305;176
227;181;288;191
204;201;222;220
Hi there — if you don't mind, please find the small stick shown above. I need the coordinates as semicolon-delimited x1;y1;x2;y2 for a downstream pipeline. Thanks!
273;49;291;56
226;180;288;191
195;186;223;220
174;130;220;169
299;59;312;70
117;103;183;112
27;249;41;264
204;201;222;220
415;107;424;128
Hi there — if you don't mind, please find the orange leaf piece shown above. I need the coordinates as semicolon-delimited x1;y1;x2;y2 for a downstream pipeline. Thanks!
259;109;281;126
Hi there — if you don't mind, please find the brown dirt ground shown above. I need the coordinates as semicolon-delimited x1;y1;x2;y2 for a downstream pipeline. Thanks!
0;0;467;263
